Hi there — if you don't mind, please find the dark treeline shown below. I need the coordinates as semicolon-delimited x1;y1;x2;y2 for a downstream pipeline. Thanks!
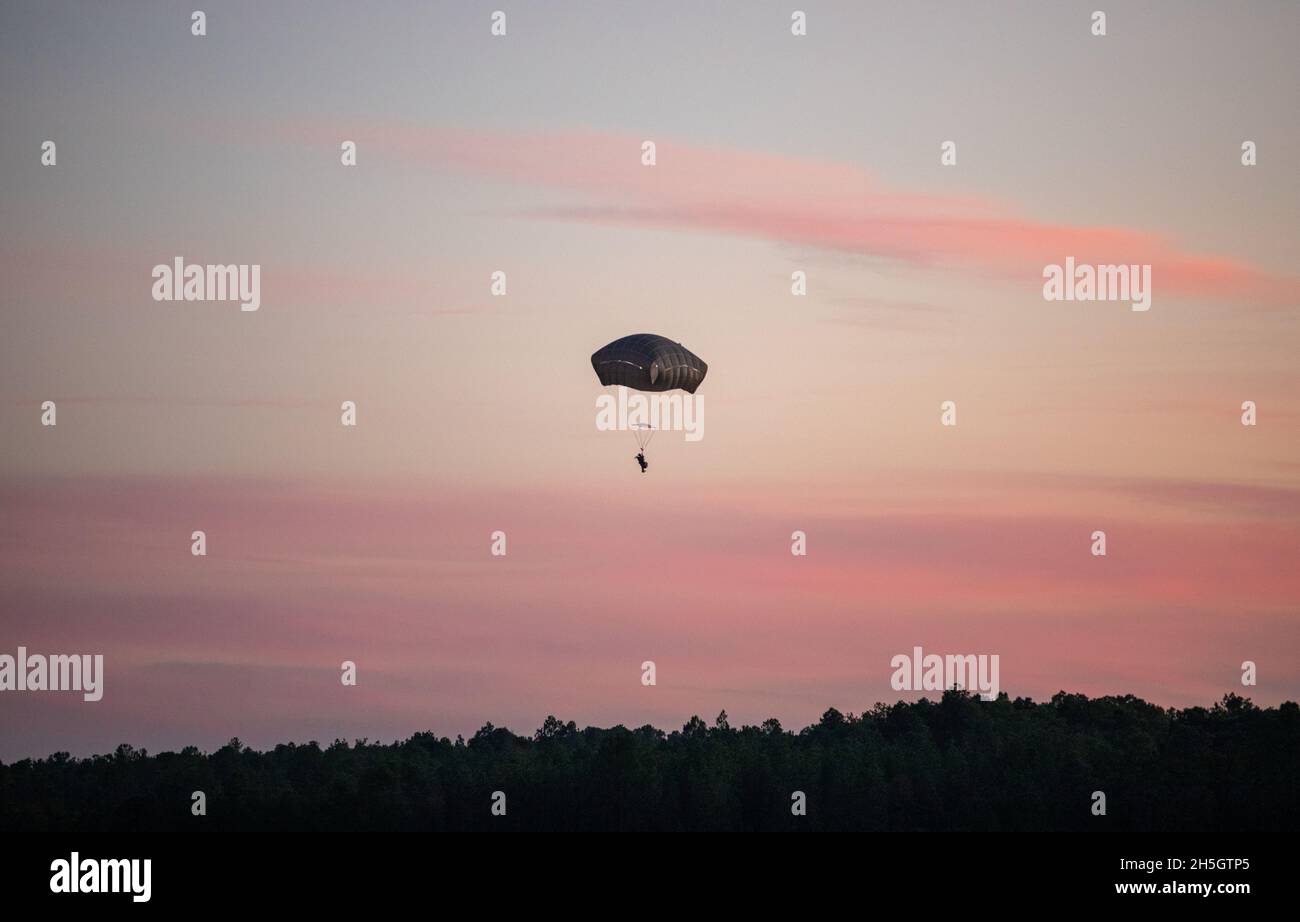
3;691;1296;831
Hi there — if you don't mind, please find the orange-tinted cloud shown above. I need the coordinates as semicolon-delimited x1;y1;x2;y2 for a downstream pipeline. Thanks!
267;122;1300;304
2;473;1296;759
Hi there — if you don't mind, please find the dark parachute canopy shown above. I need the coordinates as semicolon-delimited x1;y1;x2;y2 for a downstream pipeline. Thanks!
590;334;708;394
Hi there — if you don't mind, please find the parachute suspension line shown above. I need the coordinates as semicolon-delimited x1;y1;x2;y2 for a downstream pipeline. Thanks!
632;424;655;452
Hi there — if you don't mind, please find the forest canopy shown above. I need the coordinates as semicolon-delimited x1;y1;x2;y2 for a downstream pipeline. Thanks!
3;691;1295;832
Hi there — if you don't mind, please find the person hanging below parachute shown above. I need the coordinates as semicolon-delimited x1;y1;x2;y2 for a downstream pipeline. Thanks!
591;333;707;473
630;422;654;472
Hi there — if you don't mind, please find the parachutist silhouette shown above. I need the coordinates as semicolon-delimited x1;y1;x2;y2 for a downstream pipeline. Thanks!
591;334;704;471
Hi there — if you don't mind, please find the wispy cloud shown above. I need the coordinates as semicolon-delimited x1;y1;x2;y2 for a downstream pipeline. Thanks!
3;471;1296;760
265;122;1300;305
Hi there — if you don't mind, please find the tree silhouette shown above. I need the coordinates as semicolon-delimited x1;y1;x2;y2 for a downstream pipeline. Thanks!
1;692;1295;832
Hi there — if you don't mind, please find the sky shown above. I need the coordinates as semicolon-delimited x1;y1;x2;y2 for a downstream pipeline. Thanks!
0;1;1297;761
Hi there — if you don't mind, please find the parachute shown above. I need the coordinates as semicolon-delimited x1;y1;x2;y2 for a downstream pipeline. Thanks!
592;334;706;469
590;334;708;394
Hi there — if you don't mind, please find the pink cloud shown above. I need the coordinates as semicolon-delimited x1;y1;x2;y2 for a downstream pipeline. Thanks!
266;122;1299;304
1;473;1296;759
